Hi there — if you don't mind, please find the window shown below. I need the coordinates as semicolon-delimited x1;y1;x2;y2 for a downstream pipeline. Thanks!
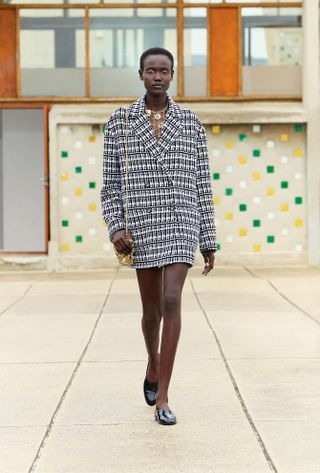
19;9;86;97
0;0;304;99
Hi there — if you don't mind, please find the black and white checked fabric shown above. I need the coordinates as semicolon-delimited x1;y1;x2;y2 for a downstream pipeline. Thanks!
101;94;217;268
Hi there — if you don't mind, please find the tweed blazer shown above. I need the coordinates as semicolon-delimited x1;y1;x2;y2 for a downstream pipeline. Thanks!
101;94;217;268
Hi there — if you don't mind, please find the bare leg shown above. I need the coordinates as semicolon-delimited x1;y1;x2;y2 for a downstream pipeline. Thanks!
156;263;189;410
136;267;163;382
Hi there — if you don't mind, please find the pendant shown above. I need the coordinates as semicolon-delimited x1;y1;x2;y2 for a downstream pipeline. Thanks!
154;113;161;120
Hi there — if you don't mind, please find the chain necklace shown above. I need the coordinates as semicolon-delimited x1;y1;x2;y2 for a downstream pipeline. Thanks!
146;103;168;140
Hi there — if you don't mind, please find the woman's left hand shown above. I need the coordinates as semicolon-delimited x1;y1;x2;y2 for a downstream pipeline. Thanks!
201;250;215;276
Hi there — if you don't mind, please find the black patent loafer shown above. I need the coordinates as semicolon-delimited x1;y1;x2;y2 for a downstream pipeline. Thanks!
155;408;177;425
143;378;158;406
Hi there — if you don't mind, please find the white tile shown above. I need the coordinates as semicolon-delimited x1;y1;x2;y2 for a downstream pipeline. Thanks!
212;149;221;157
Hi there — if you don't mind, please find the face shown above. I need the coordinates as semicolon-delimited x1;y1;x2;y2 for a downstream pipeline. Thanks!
139;54;174;96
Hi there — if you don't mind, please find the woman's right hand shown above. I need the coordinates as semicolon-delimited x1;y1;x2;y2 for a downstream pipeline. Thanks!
113;229;133;255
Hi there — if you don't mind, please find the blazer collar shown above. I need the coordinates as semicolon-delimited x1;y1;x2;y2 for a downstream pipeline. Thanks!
127;93;183;164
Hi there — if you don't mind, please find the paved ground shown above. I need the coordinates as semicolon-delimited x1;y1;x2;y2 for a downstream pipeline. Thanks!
0;265;319;473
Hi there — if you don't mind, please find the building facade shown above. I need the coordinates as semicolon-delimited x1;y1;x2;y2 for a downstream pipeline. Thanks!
0;0;319;269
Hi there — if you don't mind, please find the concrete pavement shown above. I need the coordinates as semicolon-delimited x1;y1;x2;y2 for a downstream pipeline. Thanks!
0;265;320;473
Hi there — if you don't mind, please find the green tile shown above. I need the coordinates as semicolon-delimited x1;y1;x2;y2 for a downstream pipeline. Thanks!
225;188;233;196
75;166;82;174
266;165;274;173
253;149;260;157
75;235;83;243
216;243;221;251
212;173;220;180
253;219;261;227
239;204;247;212
295;124;303;132
61;151;68;158
61;220;69;227
295;196;303;205
267;235;275;243
89;182;96;189
281;181;288;189
239;133;246;142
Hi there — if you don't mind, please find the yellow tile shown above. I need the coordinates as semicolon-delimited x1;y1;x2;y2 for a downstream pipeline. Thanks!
252;172;261;181
211;125;220;134
61;243;70;252
295;219;303;227
281;203;289;212
225;212;233;220
239;228;247;237
101;219;107;227
266;187;275;196
253;244;261;252
89;203;97;211
226;140;234;149
61;172;69;181
75;188;83;196
239;156;247;165
89;135;96;142
280;134;289;142
213;196;220;205
294;148;303;157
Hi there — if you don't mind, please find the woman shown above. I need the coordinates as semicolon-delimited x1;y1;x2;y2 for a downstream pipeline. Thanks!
101;47;217;425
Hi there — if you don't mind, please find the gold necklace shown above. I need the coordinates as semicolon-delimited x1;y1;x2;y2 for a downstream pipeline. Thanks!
146;103;168;139
146;103;168;120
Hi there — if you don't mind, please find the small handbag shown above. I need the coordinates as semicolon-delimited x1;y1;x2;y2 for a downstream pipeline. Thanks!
114;109;134;266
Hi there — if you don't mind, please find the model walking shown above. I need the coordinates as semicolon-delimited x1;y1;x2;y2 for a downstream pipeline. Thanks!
101;47;217;425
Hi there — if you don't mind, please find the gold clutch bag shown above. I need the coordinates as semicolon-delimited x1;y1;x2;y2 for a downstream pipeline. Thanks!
114;109;134;267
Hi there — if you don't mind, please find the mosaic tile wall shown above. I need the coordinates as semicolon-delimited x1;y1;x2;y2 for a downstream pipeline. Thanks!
207;123;306;256
57;122;306;259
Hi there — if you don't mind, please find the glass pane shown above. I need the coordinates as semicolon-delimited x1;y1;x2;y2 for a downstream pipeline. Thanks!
5;0;63;4
184;8;207;96
6;0;98;3
183;0;221;4
20;9;86;97
89;8;177;97
242;8;303;96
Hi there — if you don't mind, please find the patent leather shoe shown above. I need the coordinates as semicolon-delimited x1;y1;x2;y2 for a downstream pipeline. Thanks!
155;408;177;425
143;377;158;406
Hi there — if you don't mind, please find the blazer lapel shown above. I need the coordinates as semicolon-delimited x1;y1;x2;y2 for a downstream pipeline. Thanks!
157;96;183;158
128;94;183;169
128;96;159;159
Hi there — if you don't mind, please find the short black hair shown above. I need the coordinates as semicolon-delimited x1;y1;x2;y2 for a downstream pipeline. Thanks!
139;48;174;71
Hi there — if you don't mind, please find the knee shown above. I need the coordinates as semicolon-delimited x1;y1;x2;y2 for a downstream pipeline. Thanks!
142;307;161;329
162;292;180;317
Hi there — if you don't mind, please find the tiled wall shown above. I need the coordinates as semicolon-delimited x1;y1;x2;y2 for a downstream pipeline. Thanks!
57;122;306;260
207;123;306;257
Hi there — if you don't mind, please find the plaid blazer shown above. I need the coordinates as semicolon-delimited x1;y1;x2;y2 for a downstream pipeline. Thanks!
101;94;217;268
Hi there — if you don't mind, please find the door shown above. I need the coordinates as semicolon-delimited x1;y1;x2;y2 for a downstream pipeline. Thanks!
0;108;48;252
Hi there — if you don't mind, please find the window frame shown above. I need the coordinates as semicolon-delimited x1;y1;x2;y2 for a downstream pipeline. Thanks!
0;1;303;102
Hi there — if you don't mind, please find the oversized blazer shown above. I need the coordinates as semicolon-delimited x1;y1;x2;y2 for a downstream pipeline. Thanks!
101;94;217;269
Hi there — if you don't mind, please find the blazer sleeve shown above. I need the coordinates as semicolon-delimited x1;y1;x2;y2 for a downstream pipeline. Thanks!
196;123;217;252
100;117;125;242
